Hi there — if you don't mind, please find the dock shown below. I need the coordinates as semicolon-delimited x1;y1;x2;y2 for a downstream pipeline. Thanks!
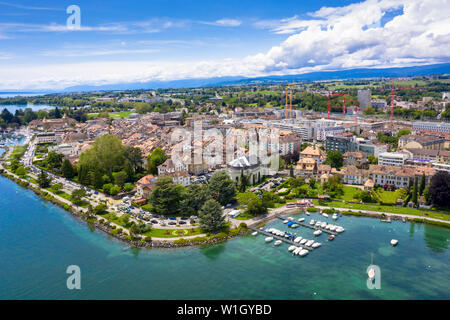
275;215;338;236
248;226;314;251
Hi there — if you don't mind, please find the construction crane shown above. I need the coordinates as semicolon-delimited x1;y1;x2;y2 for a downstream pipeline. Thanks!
284;82;303;119
376;82;437;126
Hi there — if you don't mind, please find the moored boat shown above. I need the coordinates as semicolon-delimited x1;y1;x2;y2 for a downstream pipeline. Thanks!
294;237;302;243
274;240;282;246
298;217;305;222
310;219;315;225
252;231;258;236
299;249;309;256
391;239;399;246
322;213;328;218
313;230;322;236
312;242;321;248
328;235;335;241
288;245;297;252
300;239;307;245
265;237;274;243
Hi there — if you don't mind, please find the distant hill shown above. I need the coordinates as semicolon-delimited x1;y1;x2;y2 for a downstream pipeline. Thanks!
2;63;449;93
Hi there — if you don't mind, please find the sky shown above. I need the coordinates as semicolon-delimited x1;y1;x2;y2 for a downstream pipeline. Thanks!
0;0;449;90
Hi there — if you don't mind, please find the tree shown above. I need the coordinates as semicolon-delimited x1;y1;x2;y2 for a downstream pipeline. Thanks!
419;172;426;196
125;146;143;172
15;166;26;177
368;155;378;165
114;171;128;187
93;203;108;215
289;165;294;178
70;188;86;205
149;177;184;215
102;183;113;194
51;183;63;193
110;185;121;196
239;169;249;192
397;129;411;138
180;184;210;216
147;148;168;175
412;176;418;207
428;171;450;208
208;171;236;206
37;169;51;188
62;159;75;179
198;199;226;233
46;151;63;170
325;150;343;169
246;199;268;216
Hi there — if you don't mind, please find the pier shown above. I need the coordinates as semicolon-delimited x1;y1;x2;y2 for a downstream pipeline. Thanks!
248;226;314;251
275;215;338;236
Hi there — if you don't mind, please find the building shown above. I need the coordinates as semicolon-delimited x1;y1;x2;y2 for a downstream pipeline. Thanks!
369;165;436;189
299;145;326;164
412;121;450;134
398;134;445;150
295;157;316;177
357;89;371;110
378;152;410;166
160;171;191;187
278;133;302;156
343;151;368;166
227;156;262;185
325;134;357;154
35;132;58;144
371;99;387;110
357;140;388;157
403;148;450;165
136;175;158;199
157;158;189;175
316;126;345;141
339;165;370;185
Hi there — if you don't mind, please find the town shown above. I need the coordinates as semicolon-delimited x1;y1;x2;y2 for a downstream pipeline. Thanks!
1;78;450;247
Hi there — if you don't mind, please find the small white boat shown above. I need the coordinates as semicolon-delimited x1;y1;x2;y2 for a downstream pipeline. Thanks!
313;230;322;236
284;234;290;238
283;220;289;224
300;239;307;245
299;249;309;256
252;231;258;236
325;225;331;230
312;242;322;248
320;222;326;228
332;213;338;220
305;212;310;216
391;239;399;246
288;217;294;221
293;247;301;255
298;217;305;222
274;240;282;246
265;237;274;243
322;213;328;218
305;240;314;247
315;222;321;227
294;237;302;243
336;227;344;233
291;224;299;228
310;219;315;225
330;226;336;231
288;245;297;252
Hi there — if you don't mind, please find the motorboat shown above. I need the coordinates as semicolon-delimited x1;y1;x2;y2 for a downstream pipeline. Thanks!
294;237;302;243
315;221;321;227
328;235;335;241
391;239;399;246
320;222;326;228
283;220;289;224
300;239;307;245
274;240;282;246
298;217;305;222
310;219;315;225
322;213;329;218
313;230;322;236
332;213;338;220
265;237;274;243
284;234;290;238
368;267;376;280
312;242;322;248
293;247;301;255
288;245;297;252
288;217;294;221
251;231;258;236
336;227;345;233
299;249;309;257
305;212;310;216
305;240;314;247
291;224;299;228
329;225;336;231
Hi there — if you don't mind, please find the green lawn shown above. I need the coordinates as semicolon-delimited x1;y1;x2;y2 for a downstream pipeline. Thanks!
336;186;362;201
87;111;133;120
312;200;450;221
143;227;203;238
374;189;406;204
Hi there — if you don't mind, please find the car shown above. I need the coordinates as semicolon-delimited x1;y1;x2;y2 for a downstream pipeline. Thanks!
169;216;177;220
180;217;188;220
178;221;187;225
150;220;158;224
168;222;176;225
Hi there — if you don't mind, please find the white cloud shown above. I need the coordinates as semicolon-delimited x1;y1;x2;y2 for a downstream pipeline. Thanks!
1;0;449;90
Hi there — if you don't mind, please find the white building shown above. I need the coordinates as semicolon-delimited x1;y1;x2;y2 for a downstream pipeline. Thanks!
412;121;450;133
35;132;58;144
316;126;345;141
378;152;410;166
227;156;263;185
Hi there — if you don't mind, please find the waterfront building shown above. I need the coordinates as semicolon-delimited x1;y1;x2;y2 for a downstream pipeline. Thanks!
227;156;262;185
398;134;445;150
339;165;370;185
136;175;158;199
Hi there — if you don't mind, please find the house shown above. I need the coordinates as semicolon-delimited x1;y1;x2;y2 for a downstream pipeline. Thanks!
339;165;370;185
299;145;326;164
369;165;436;189
136;175;158;199
157;158;189;175
278;133;301;156
160;171;191;187
398;134;444;150
343;151;368;166
295;157;316;177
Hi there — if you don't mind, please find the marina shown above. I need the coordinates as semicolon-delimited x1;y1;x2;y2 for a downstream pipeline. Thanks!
248;226;314;251
275;215;339;235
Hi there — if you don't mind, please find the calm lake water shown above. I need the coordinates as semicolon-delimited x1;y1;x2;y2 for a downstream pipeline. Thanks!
0;169;449;300
0;104;56;113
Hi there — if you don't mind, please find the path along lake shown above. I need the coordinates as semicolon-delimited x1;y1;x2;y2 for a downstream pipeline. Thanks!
0;147;449;299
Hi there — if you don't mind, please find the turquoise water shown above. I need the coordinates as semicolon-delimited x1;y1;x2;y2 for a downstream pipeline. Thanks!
0;168;449;299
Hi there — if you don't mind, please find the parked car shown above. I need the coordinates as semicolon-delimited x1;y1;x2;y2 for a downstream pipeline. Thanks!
178;221;187;225
168;222;176;226
169;216;177;220
150;219;159;224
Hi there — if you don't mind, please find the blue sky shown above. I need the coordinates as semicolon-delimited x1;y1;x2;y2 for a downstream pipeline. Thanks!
0;0;448;90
